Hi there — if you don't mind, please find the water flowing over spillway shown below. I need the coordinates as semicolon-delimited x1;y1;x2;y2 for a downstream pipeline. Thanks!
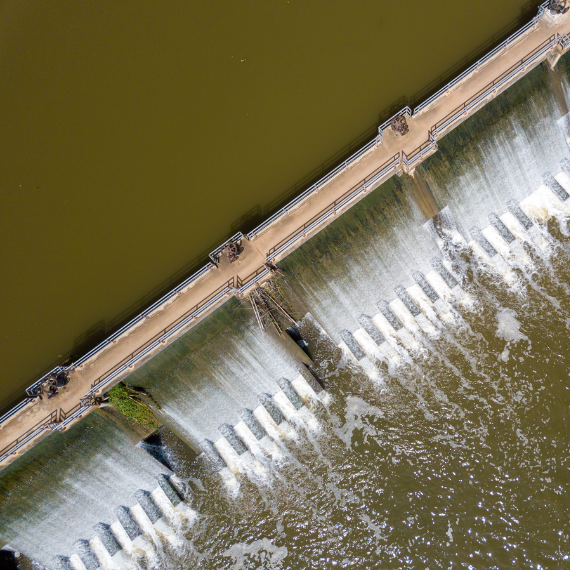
0;412;169;564
125;304;304;449
3;59;570;569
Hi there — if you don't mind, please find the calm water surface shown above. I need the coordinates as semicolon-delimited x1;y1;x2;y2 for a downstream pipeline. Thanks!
0;0;538;407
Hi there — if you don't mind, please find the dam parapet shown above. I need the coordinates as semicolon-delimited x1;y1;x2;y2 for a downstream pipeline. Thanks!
1;0;570;470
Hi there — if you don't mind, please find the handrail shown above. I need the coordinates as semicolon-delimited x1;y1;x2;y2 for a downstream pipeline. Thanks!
82;277;235;398
267;153;401;261
54;404;91;431
0;397;37;428
0;425;51;464
0;410;57;463
432;35;557;137
413;0;550;116
72;261;216;368
247;135;382;240
237;266;272;294
23;260;217;393
402;135;438;169
0;274;248;460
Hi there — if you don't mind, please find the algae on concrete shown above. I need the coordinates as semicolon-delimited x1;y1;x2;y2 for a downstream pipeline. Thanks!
107;383;160;431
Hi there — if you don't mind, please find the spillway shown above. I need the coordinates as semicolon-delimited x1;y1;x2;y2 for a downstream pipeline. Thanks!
125;301;304;448
0;411;169;564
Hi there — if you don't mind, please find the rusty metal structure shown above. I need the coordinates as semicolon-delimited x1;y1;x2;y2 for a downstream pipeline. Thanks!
550;0;569;14
221;241;242;262
391;114;409;136
36;370;69;399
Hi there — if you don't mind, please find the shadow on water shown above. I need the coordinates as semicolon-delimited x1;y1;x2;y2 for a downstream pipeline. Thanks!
2;0;544;415
408;0;541;109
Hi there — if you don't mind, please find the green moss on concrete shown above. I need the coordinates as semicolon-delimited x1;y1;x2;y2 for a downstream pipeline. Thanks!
107;383;160;430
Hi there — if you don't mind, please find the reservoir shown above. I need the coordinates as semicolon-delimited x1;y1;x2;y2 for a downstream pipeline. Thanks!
0;0;541;410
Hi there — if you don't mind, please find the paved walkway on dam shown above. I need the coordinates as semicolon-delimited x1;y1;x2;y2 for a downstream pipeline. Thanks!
2;7;570;467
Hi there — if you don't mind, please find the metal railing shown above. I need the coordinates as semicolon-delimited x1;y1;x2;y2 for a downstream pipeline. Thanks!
1;278;238;458
247;135;383;240
0;397;37;428
432;35;558;137
21;260;217;398
413;1;550;116
15;0;558;403
81;277;235;398
0;410;57;464
267;153;401;261
72;262;216;370
54;404;91;431
402;135;438;169
236;266;271;291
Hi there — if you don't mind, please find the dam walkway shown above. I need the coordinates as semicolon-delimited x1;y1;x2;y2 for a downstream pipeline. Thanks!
1;2;569;469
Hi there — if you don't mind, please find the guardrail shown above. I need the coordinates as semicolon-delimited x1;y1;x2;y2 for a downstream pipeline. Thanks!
0;402;90;461
247;135;383;241
72;262;216;369
1;277;239;459
413;0;550;116
54;404;91;431
432;34;558;137
402;135;438;169
22;261;217;398
0;397;37;428
267;153;401;261
82;277;235;397
0;410;57;464
236;266;271;291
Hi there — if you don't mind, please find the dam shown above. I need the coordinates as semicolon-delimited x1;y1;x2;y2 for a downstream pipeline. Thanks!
2;2;570;568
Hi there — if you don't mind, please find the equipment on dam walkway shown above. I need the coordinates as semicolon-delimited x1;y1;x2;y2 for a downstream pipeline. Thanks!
550;0;569;14
391;114;409;136
221;241;242;263
36;370;69;399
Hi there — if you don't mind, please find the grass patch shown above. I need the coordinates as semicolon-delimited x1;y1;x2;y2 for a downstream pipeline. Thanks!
107;382;160;430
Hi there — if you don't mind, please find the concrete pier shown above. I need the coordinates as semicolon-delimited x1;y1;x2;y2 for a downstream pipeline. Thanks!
1;4;569;469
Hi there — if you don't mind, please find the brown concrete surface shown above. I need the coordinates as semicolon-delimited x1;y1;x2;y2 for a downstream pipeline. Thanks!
1;9;569;468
